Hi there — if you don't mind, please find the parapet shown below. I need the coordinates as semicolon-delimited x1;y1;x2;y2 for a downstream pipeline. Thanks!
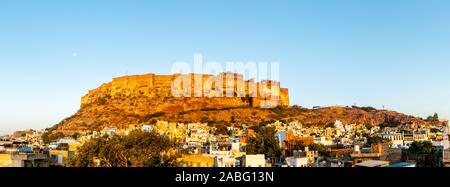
81;72;291;108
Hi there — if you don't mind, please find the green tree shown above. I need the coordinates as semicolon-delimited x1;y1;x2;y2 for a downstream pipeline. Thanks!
309;143;330;157
245;126;281;158
426;113;439;122
42;131;65;144
433;113;439;120
365;136;390;147
71;132;81;140
404;141;436;155
68;129;180;167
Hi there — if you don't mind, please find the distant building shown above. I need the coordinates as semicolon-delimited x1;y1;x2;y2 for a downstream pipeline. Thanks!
214;155;236;167
0;153;49;167
314;136;333;146
350;143;401;165
49;150;75;167
444;149;450;167
403;132;428;147
107;127;117;136
240;154;266;167
293;147;317;164
443;122;450;167
178;154;214;167
141;125;153;132
286;157;308;167
382;133;404;148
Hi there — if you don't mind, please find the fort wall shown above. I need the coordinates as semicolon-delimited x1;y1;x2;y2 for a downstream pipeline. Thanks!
81;73;290;108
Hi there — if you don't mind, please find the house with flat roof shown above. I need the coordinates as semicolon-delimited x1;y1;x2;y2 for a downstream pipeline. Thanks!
355;160;389;167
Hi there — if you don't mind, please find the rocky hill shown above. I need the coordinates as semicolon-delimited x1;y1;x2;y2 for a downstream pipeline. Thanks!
53;72;289;133
52;73;435;134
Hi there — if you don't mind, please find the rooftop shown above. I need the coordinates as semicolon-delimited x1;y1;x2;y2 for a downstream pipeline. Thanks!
355;160;389;167
385;162;416;167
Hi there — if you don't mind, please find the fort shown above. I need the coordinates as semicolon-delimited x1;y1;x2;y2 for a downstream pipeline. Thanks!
81;72;290;108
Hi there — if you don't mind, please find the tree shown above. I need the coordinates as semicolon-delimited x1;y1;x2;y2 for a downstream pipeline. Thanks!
309;143;330;157
42;131;65;144
245;126;281;158
404;141;436;155
214;124;229;135
71;132;81;140
68;129;180;167
426;113;439;122
365;136;390;147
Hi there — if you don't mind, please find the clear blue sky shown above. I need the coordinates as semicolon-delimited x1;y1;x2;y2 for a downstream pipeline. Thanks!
1;0;449;135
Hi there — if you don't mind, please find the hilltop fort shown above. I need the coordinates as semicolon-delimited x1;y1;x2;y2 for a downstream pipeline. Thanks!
81;72;290;108
54;72;289;133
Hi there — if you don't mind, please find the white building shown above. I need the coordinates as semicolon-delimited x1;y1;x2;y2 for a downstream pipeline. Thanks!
382;132;429;148
231;142;240;152
56;137;78;145
443;121;450;149
334;120;344;130
241;154;265;167
141;125;153;132
286;157;308;167
106;127;117;136
314;136;333;146
214;156;236;167
382;133;404;148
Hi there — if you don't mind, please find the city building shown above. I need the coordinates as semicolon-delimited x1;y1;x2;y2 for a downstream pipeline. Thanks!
0;153;49;167
285;157;308;167
355;160;390;167
49;150;74;167
178;154;214;167
240;154;266;167
214;155;237;167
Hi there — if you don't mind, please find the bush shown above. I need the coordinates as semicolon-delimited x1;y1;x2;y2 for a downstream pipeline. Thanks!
351;105;377;112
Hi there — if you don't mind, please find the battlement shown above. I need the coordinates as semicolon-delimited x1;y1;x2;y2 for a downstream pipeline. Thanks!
81;73;290;108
